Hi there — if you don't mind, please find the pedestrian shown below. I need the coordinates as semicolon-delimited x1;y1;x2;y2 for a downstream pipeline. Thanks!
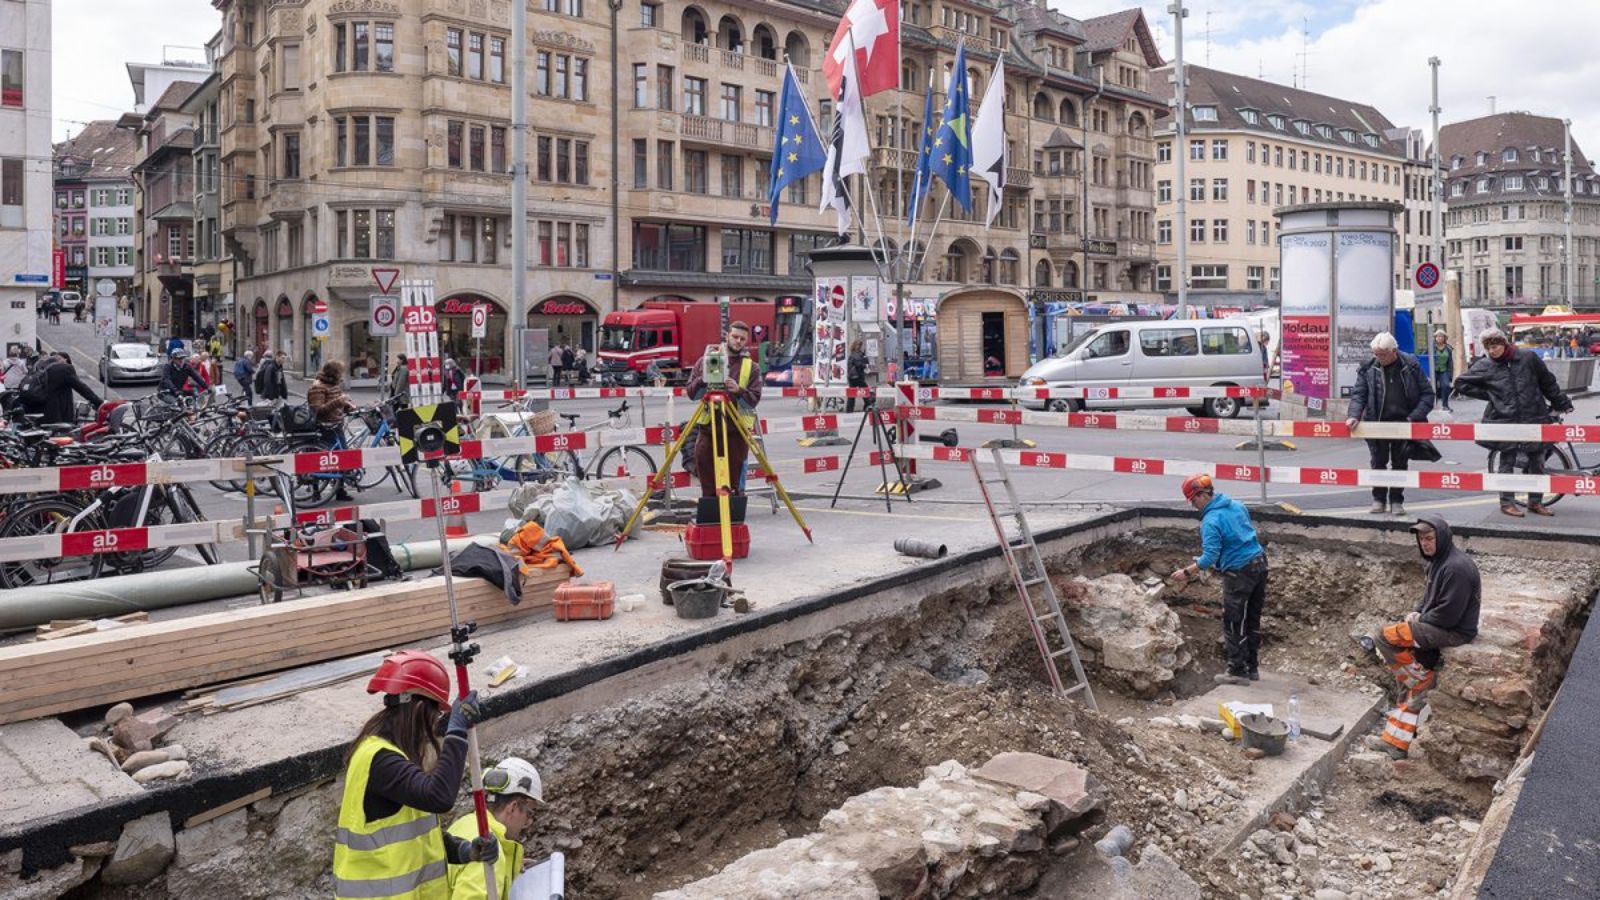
257;350;289;405
73;301;86;323
188;351;215;402
1171;473;1268;685
685;321;762;498
388;353;410;408
333;651;495;900
443;358;465;401
445;757;541;900
308;361;359;498
159;349;209;398
233;350;257;405
1257;330;1272;374
1344;332;1435;517
1360;515;1479;760
573;346;590;385
560;342;575;385
1429;330;1454;411
2;347;27;390
25;352;102;425
845;338;869;413
44;296;60;325
1453;326;1574;518
547;343;564;386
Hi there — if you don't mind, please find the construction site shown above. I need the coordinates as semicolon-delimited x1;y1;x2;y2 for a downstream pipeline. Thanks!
1;400;1596;900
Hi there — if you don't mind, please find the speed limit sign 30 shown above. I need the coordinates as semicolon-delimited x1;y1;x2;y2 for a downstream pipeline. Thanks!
369;294;400;337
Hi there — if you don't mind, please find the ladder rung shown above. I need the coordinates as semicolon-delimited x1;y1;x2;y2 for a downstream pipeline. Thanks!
1033;610;1060;622
1022;576;1048;588
1050;646;1078;659
1059;683;1090;695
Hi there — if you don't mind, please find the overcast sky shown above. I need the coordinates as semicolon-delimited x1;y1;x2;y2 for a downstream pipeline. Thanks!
51;0;1600;156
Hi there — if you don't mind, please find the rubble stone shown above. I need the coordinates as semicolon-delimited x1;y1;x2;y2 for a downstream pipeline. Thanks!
101;812;174;885
972;751;1105;835
174;809;248;870
1056;574;1192;697
132;760;190;784
104;702;133;726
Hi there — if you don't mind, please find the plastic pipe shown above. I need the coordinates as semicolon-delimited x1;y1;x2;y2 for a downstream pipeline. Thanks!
0;537;477;632
893;538;948;559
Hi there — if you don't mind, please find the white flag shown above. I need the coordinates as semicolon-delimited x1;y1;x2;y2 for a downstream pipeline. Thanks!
971;58;1008;227
820;36;872;233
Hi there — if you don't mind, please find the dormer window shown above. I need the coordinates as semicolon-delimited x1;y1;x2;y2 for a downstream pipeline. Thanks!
1192;105;1217;122
1531;149;1541;162
1362;134;1378;147
1476;151;1488;165
1240;109;1259;125
1339;128;1356;142
1267;114;1285;130
1293;120;1309;135
1503;148;1518;163
1450;155;1462;170
1315;124;1332;138
1476;177;1492;194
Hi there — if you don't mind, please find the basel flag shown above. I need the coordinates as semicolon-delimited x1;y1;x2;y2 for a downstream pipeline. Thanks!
823;0;900;100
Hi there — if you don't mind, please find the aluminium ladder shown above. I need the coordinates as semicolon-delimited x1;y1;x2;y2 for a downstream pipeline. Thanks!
969;448;1098;711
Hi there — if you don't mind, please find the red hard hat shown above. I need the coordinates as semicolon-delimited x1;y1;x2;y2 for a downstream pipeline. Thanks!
366;650;450;706
1181;473;1214;502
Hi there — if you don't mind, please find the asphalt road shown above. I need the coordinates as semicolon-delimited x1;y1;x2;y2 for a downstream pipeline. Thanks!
33;316;1600;575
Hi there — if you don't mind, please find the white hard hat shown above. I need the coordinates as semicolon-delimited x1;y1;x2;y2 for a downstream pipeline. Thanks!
484;756;543;803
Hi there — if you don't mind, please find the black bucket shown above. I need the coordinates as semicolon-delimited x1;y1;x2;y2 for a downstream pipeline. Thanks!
670;582;723;619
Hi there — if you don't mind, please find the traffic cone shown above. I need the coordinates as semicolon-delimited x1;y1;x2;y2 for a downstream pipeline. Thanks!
445;481;470;538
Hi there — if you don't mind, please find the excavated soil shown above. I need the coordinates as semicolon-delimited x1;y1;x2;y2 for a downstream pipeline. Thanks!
486;527;1596;899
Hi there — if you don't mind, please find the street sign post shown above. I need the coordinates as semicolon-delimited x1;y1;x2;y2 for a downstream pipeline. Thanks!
369;294;400;337
470;304;487;376
1414;262;1443;304
371;267;401;294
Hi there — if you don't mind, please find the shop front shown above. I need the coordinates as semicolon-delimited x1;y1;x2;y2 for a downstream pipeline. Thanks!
437;293;507;376
935;289;1030;382
528;295;599;354
887;294;939;382
301;296;326;375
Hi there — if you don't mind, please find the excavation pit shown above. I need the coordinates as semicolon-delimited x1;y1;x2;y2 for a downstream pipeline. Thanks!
1;509;1597;898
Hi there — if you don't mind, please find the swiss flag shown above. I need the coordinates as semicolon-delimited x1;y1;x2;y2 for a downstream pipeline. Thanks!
823;0;900;100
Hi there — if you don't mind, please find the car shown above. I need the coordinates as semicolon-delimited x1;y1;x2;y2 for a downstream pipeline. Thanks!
99;343;162;386
57;291;84;313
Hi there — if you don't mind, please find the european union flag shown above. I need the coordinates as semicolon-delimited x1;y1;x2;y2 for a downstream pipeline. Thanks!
928;40;973;213
769;64;827;225
906;75;938;225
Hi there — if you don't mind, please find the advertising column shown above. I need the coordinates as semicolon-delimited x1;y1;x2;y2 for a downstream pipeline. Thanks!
1278;232;1333;401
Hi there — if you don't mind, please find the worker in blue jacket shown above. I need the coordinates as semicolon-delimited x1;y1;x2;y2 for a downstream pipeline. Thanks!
1171;474;1268;685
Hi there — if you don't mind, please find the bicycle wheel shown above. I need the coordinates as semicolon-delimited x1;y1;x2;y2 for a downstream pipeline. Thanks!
501;451;582;484
171;485;220;565
1485;444;1575;507
354;430;399;491
0;497;105;588
590;446;658;480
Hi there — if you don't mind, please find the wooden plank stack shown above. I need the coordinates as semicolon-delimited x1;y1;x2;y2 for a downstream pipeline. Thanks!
0;568;568;725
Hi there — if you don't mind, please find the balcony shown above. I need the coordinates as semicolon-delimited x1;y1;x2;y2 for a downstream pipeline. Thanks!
679;42;802;82
679;114;769;150
261;181;304;218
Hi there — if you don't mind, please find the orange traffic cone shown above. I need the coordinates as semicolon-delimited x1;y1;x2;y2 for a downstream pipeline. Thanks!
445;480;470;538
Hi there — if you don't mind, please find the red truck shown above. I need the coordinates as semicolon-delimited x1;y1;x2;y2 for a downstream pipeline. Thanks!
596;300;777;385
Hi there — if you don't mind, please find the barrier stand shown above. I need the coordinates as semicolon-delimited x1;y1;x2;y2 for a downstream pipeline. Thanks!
646;389;694;524
1235;386;1296;454
797;391;851;448
982;393;1037;450
892;380;941;494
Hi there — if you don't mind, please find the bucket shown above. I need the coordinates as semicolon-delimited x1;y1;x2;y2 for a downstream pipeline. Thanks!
670;582;723;619
660;558;722;605
1238;713;1289;756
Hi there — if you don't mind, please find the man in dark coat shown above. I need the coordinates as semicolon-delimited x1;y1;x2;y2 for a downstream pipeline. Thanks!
1344;332;1435;517
1366;515;1480;758
36;353;102;425
1452;326;1573;517
255;350;289;404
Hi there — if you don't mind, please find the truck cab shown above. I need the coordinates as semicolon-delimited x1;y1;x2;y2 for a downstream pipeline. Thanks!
597;309;681;385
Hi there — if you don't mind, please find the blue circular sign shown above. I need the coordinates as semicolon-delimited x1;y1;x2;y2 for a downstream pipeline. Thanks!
1415;262;1440;290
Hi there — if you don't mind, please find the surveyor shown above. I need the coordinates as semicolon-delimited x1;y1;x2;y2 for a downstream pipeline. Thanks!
333;650;497;900
1366;515;1479;759
1171;473;1268;685
1452;326;1574;518
1344;331;1435;518
684;320;763;497
446;757;541;899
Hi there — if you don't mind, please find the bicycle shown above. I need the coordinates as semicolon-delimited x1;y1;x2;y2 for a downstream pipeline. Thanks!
340;402;421;498
572;400;659;480
1483;415;1595;508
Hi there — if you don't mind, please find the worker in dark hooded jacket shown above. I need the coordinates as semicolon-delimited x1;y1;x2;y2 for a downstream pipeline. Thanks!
1366;514;1480;759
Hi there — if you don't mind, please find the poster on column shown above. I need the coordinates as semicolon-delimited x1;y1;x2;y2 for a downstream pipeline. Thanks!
851;277;880;323
813;278;848;385
1278;232;1334;399
1334;231;1395;398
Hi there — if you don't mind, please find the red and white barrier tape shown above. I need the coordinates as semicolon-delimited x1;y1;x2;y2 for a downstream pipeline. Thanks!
917;385;1267;402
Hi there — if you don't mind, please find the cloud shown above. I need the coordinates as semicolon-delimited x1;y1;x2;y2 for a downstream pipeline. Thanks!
1052;0;1600;154
52;0;216;140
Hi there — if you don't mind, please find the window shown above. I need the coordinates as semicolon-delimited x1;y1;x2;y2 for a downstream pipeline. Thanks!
1157;180;1172;203
1157;220;1172;243
720;154;742;197
1246;141;1256;163
1192;106;1217;122
684;77;707;116
1;49;22;108
447;29;462;76
1273;146;1283;166
641;1;660;27
1190;219;1205;243
1212;139;1228;161
1190;264;1228;289
2;157;23;226
469;125;485;171
491;126;507;172
632;222;706;271
1451;180;1465;198
1190;139;1205;161
1157;141;1171;163
1139;328;1199;357
721;228;774;274
334;114;394;167
1246;267;1265;290
536;51;549;94
1212;178;1228;201
1241;109;1259;125
283;132;301;177
1505;236;1523;251
334;207;396;259
657;140;674;190
535;50;589;99
282;44;301;90
468;33;484;80
1189;178;1205;202
353;23;369;70
543;0;583;14
633;64;648;107
720;84;741;122
633;139;648;188
1084;330;1129;359
1476;178;1491;195
1504;175;1524;191
657;65;674;111
1155;265;1172;292
447;121;463;168
1503;148;1518;163
1246;220;1256;244
532;136;589;184
755;90;774;128
490;37;505;83
1202;326;1252;354
1212;219;1228;242
684;150;708;193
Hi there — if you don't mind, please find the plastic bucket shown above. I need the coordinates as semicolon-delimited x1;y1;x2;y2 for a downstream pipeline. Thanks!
1239;713;1289;756
670;583;723;619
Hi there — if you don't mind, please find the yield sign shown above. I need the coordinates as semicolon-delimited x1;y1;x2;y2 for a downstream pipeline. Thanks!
371;267;401;294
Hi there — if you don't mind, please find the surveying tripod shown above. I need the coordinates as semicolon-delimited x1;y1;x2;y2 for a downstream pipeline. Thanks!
616;391;812;565
829;391;911;512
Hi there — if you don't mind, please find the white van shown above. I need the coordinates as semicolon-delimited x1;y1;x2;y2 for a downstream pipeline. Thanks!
1018;319;1267;418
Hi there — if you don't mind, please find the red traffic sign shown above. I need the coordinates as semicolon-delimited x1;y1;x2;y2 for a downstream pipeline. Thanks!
403;305;437;333
371;268;401;294
310;298;328;314
1415;262;1441;290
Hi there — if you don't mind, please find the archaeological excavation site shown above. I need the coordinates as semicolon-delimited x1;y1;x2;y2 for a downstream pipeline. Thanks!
2;509;1596;899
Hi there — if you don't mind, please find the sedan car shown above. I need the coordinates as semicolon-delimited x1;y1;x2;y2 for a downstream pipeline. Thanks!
99;343;162;386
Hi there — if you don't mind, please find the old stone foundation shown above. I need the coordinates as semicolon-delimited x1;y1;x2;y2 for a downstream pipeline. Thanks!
3;511;1596;899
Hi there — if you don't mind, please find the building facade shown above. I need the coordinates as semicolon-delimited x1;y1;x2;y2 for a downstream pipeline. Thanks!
1438;112;1600;308
53;122;140;305
204;0;1161;383
182;33;234;340
1150;65;1407;307
126;81;203;338
0;0;51;350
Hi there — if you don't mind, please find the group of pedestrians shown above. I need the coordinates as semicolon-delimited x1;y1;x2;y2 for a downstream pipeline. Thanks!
546;341;589;385
1;347;101;425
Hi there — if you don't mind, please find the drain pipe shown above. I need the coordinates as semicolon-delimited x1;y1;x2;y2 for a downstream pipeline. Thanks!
0;537;478;632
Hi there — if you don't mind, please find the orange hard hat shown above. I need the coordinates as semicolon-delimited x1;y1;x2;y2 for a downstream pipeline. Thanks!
366;650;451;706
1181;473;1214;501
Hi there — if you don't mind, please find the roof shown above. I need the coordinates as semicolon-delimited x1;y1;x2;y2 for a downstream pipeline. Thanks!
1150;65;1404;158
1043;127;1081;149
1081;9;1163;68
1437;112;1593;176
52;121;140;182
148;81;202;116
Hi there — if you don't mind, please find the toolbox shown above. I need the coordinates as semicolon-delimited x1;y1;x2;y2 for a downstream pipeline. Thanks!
684;522;750;560
553;581;616;621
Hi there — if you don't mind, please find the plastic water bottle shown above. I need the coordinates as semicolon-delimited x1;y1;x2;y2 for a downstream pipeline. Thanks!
1287;693;1302;741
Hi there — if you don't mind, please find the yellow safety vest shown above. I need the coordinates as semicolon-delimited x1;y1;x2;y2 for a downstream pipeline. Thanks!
693;356;756;431
444;811;524;900
333;736;450;900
